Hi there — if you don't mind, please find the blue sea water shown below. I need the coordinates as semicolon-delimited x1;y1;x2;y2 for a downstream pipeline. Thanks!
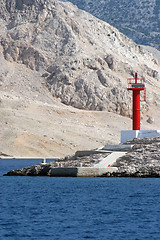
1;159;160;240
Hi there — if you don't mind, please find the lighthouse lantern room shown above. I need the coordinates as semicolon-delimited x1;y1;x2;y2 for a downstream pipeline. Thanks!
127;73;146;130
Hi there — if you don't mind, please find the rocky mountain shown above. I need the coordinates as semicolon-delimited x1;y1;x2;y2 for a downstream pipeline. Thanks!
61;0;160;50
0;0;160;114
0;0;160;157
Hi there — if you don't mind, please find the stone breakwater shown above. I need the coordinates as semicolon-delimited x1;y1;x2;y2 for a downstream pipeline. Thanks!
4;152;110;176
4;136;160;177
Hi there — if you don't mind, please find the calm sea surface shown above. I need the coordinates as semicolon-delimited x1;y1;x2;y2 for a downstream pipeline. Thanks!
1;159;160;240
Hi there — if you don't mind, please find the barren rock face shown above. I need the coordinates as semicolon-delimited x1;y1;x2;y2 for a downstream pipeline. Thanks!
0;0;160;116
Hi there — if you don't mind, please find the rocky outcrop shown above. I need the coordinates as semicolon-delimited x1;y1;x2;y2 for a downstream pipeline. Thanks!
4;136;160;177
106;136;160;177
0;0;160;116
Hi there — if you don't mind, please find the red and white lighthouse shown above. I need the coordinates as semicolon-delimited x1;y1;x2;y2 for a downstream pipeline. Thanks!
121;73;160;143
127;73;146;130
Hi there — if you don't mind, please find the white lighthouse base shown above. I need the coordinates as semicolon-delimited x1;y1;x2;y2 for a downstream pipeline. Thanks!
121;130;160;143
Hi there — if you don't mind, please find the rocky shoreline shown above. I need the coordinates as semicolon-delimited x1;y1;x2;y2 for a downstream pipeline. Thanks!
4;136;160;177
109;136;160;177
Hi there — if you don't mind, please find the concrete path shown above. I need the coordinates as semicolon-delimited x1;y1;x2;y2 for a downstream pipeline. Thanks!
94;152;126;168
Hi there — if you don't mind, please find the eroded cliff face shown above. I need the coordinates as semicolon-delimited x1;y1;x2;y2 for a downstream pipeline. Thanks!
0;0;160;116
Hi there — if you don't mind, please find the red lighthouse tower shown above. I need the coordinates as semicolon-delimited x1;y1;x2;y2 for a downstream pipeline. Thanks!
127;73;146;130
121;74;160;143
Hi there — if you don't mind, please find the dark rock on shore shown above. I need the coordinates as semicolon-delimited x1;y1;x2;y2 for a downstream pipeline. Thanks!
5;164;52;176
0;152;12;157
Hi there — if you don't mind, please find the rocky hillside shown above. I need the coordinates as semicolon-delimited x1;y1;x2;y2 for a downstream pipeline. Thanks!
0;0;160;115
61;0;160;50
0;0;160;157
